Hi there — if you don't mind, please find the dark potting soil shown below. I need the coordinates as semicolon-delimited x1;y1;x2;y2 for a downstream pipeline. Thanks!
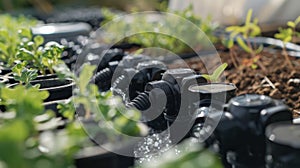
172;47;300;116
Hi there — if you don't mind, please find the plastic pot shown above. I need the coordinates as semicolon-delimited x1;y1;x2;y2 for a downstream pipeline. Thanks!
32;78;74;102
8;78;74;102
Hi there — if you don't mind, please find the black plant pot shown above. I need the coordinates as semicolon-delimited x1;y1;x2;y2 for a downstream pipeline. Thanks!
32;78;74;102
0;66;59;84
8;78;74;102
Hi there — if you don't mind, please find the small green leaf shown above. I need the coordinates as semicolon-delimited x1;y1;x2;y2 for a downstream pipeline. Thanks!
249;24;261;37
0;43;8;56
255;45;264;54
211;63;228;82
33;35;44;46
201;74;211;82
222;39;234;48
0;29;9;39
18;28;32;39
79;64;96;94
251;64;258;69
287;21;296;28
295;16;300;25
226;26;240;33
245;9;253;26
236;37;252;53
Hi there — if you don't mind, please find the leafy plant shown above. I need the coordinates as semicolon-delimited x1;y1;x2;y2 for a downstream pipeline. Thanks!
0;83;87;168
1;85;49;121
202;63;228;82
0;14;64;75
274;16;300;69
12;61;38;87
0;15;37;65
16;30;64;74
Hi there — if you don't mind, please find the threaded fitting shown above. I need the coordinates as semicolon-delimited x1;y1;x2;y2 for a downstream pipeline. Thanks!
90;67;113;91
127;92;150;111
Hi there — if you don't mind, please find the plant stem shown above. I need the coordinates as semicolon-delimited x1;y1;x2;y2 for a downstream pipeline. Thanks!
282;46;294;69
256;60;267;72
246;39;267;71
49;68;54;74
246;39;255;57
229;48;238;68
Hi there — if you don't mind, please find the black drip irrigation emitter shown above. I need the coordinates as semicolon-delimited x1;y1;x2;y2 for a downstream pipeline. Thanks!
31;20;300;167
112;60;167;102
193;94;293;168
265;122;300;168
127;68;210;131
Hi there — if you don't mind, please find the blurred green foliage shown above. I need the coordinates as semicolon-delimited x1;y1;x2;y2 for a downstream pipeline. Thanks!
101;5;218;54
0;15;37;65
0;85;87;168
0;0;168;13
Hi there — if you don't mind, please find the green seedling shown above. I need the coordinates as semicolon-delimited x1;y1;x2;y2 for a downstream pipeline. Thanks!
0;15;64;73
12;61;38;87
274;16;300;69
202;63;228;82
287;16;300;42
16;31;64;74
225;9;264;69
226;9;263;55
